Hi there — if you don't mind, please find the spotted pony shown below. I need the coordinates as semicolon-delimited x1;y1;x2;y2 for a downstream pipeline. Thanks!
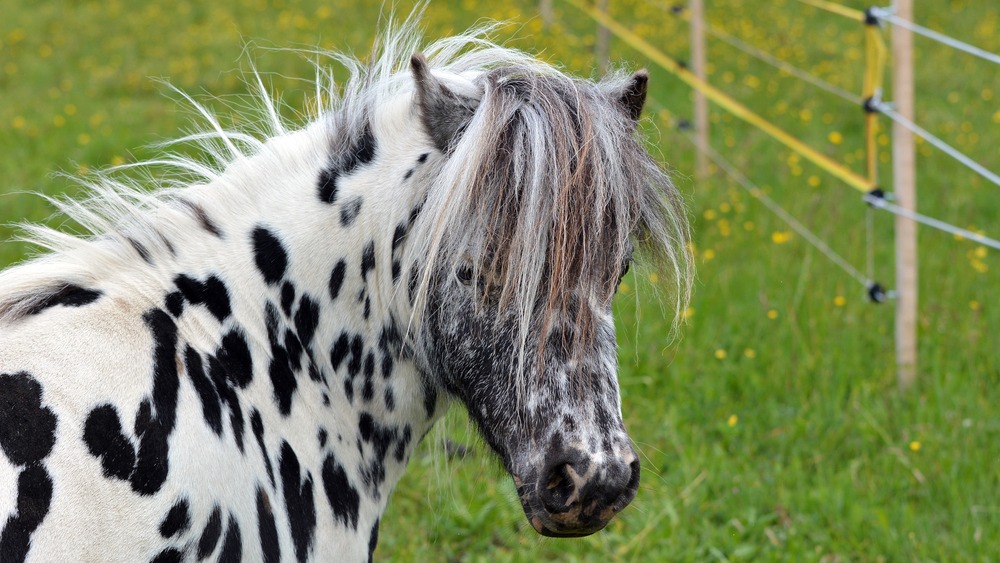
0;16;691;563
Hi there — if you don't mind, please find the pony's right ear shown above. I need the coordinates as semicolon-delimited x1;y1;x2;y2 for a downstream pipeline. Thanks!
410;53;478;152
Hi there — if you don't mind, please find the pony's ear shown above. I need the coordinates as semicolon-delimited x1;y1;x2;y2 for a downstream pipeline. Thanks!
616;69;648;123
410;53;478;152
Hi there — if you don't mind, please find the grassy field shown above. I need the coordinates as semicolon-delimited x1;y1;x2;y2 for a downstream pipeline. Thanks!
2;0;998;560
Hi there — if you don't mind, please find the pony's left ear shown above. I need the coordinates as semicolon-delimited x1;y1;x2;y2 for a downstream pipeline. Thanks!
410;53;478;152
616;69;649;123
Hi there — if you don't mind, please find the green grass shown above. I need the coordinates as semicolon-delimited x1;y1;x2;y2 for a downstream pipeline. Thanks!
2;0;998;560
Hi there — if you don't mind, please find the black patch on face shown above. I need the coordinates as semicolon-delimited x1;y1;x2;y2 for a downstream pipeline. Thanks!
127;237;154;264
173;274;231;322
250;409;275;488
321;454;360;530
0;372;57;466
328;260;347;301
257;487;281;563
218;516;242;563
252;226;289;285
185;346;223;435
340;196;363;227
197;505;223;560
149;548;183;563
159;499;191;538
360;241;376;282
0;463;53;561
367;519;380;563
27;284;103;316
83;404;136;480
279;442;316;562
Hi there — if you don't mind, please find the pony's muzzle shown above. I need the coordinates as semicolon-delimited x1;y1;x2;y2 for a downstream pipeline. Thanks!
518;448;640;537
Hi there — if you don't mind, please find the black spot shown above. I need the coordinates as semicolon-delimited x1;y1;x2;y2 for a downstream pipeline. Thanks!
362;296;371;320
294;295;320;349
218;516;242;563
321;454;360;530
340;196;363;227
281;282;296;317
367;519;380;563
173;274;231;322
317;167;340;204
353;125;376;166
269;346;298;417
417;152;429;163
360;242;376;282
216;329;254;389
0;464;53;562
252;227;289;285
343;377;354;403
250;409;275;489
180;200;224;238
185;346;222;435
318;428;328;448
165;291;185;317
159;499;191;539
257;487;281;563
328;260;347;301
318;123;377;205
83;405;136;481
0;373;57;466
149;548;183;563
395;426;412;463
391;222;408;252
127;237;153;264
384;387;395;412
197;506;223;560
330;333;350;372
403;168;414;180
27;285;103;315
131;309;180;496
422;381;438;419
279;442;316;562
347;335;364;378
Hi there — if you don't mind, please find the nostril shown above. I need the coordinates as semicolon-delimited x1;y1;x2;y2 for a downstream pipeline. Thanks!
541;462;577;512
626;458;640;493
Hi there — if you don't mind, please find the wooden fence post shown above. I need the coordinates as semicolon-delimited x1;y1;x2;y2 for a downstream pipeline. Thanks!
892;0;917;390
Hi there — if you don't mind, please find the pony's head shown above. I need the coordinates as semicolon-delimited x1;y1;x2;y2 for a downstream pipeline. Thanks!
402;46;692;536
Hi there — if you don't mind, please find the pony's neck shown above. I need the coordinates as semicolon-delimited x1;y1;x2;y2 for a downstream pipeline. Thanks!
164;116;448;508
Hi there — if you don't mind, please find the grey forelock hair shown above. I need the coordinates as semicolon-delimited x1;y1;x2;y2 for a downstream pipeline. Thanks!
399;27;693;364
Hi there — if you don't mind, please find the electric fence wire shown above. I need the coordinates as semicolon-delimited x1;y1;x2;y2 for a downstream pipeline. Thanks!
655;2;864;105
863;194;1000;251
870;6;1000;66
873;100;1000;188
676;127;875;291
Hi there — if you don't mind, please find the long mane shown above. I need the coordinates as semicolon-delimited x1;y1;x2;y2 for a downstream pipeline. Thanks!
0;8;692;340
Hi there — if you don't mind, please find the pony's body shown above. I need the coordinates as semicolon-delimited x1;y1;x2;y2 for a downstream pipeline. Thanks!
0;19;691;562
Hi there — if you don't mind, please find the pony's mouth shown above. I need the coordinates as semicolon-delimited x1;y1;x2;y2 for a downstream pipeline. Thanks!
512;461;638;538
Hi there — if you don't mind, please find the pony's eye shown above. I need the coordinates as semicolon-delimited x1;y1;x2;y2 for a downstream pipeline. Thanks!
456;265;475;285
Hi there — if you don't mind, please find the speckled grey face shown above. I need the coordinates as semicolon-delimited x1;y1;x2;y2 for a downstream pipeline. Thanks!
420;260;639;537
